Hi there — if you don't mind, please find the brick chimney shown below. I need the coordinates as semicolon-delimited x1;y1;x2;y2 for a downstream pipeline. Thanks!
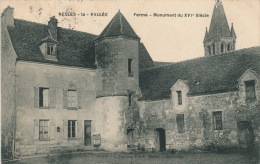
48;16;58;41
2;6;15;27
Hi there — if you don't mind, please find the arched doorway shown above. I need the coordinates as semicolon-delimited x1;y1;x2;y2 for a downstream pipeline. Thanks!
237;121;255;149
155;128;166;151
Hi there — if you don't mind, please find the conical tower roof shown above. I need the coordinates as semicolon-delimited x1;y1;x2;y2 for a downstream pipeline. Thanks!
208;1;231;39
95;10;139;41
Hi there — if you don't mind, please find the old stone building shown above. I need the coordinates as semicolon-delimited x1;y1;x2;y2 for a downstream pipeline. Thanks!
1;0;259;159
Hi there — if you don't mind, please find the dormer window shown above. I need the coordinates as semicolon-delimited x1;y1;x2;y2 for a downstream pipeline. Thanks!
47;44;55;56
39;37;58;61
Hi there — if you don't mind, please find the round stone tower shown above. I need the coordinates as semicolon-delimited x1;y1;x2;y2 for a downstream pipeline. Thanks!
94;10;140;151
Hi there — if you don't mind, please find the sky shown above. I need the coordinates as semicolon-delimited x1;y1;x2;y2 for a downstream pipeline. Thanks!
1;0;260;62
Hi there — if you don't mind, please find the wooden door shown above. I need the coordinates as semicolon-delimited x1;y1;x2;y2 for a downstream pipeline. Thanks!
84;120;91;146
237;121;255;149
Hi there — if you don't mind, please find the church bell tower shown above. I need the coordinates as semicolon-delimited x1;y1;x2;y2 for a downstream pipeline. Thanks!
204;0;237;56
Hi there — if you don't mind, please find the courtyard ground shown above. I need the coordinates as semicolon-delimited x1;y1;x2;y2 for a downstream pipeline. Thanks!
3;149;259;164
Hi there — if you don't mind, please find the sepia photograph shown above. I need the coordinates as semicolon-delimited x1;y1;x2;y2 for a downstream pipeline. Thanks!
1;0;260;163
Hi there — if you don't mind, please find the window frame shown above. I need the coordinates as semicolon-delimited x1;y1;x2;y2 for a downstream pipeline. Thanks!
221;43;224;53
176;91;182;105
245;80;256;101
68;120;77;139
67;90;78;110
213;111;223;130
39;120;49;141
128;93;132;106
128;59;133;76
47;44;55;56
207;46;211;55
212;44;215;55
39;87;50;108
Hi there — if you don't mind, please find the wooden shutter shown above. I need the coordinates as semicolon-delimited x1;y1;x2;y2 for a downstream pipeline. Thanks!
50;119;55;140
34;119;39;140
63;89;67;109
34;87;39;108
50;88;56;108
77;120;82;139
77;90;82;109
63;119;68;140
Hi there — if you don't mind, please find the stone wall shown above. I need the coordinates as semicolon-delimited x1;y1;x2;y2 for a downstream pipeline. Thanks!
95;96;129;151
138;72;260;151
15;61;98;156
95;37;139;97
1;18;17;159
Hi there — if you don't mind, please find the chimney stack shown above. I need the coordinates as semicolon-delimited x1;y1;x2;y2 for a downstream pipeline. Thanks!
2;6;15;27
48;16;58;41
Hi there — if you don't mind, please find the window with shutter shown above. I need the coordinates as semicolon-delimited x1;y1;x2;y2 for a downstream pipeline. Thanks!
245;80;256;101
176;114;185;133
39;87;49;108
213;111;223;130
67;90;78;109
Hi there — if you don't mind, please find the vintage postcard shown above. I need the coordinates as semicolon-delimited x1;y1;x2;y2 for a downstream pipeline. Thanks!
1;0;260;163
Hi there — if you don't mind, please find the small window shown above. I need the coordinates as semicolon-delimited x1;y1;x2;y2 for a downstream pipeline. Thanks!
176;114;185;133
47;44;55;56
213;111;223;130
227;44;231;51
39;88;49;107
212;44;215;55
208;46;211;55
177;91;182;105
39;120;49;140
245;80;256;100
128;93;132;106
67;90;77;108
221;43;224;53
128;59;133;76
68;120;77;138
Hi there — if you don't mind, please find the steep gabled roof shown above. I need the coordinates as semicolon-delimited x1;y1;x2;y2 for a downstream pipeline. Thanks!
139;47;260;101
95;10;139;41
7;19;97;68
139;43;155;69
208;1;231;39
6;18;153;69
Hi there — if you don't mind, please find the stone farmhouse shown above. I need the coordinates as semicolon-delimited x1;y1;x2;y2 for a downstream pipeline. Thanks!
1;0;259;159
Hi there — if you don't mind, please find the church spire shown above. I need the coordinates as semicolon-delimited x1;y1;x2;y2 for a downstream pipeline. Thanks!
208;0;231;38
203;0;236;56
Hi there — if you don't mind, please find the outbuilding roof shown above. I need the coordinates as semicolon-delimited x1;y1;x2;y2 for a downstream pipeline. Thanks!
139;47;260;100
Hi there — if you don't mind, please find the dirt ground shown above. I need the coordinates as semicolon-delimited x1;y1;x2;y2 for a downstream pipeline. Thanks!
4;150;259;164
